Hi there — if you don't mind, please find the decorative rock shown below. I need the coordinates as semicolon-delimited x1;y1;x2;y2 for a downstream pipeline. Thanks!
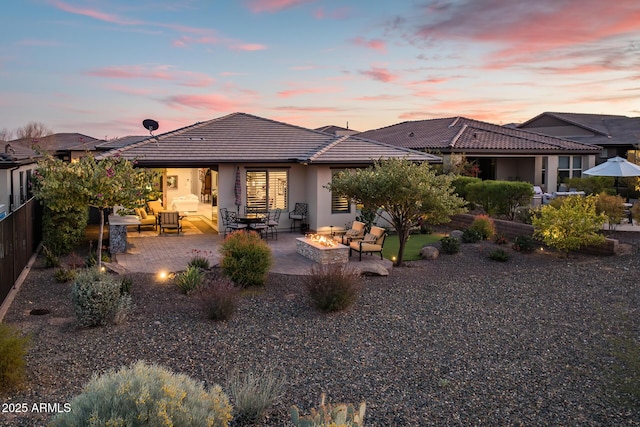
420;246;439;260
450;230;464;239
356;263;389;276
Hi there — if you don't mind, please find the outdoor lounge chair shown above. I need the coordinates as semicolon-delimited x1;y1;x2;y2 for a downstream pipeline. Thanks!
147;200;164;215
333;220;365;245
349;226;387;261
134;207;157;232
158;211;181;234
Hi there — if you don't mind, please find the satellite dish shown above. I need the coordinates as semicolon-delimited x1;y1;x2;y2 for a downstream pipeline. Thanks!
142;119;159;132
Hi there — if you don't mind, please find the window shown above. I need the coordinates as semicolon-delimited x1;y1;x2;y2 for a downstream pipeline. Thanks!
246;170;288;211
26;170;33;199
558;155;582;181
331;169;350;214
19;171;25;204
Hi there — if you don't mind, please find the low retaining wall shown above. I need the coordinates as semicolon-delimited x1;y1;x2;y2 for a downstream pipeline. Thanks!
447;214;618;256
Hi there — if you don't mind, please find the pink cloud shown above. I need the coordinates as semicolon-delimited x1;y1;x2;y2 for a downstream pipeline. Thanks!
244;0;315;13
107;84;155;96
352;94;402;102
359;66;398;83
164;93;240;111
86;66;214;87
172;36;220;48
273;106;345;113
277;84;341;98
230;43;267;51
410;0;640;67
49;0;141;25
351;37;386;52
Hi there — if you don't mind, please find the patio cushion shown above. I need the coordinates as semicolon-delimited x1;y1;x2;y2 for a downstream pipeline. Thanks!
350;241;382;252
138;208;148;219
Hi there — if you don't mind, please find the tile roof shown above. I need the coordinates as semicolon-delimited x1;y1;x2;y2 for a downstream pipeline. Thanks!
11;133;103;152
357;117;601;154
95;135;148;150
0;142;40;165
97;112;440;166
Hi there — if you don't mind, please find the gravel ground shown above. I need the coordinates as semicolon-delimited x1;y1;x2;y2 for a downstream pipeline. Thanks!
2;230;640;426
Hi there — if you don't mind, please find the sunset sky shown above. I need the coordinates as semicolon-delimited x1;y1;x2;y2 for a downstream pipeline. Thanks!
1;0;639;140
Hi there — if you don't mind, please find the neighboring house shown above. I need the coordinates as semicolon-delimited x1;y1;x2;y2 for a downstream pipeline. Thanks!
11;133;103;162
357;116;601;193
95;135;149;152
0;143;40;217
315;124;360;137
97;112;440;233
516;112;640;164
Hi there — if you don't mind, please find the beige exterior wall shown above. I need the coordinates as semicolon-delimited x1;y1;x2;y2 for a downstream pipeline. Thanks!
0;162;38;215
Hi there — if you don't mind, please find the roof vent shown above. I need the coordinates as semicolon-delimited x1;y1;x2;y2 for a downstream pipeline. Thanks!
408;132;414;137
4;144;15;155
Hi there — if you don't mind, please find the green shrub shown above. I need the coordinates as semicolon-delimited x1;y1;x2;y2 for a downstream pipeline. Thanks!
513;206;535;224
0;323;30;393
469;214;496;239
175;265;205;295
305;264;361;312
71;268;132;327
220;231;272;288
451;176;482;201
532;195;606;256
512;235;536;253
461;228;482;243
226;366;285;424
596;192;625;227
41;245;60;268
50;360;233;427
120;276;133;295
199;276;240;321
439;236;460;254
488;248;510;262
54;267;76;283
42;206;88;256
466;180;534;219
564;176;615;195
188;249;212;269
494;234;508;245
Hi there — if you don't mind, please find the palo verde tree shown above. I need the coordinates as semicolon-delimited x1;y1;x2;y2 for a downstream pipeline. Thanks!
33;153;157;266
326;158;466;266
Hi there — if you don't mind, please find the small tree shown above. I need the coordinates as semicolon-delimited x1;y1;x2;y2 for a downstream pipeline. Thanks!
326;158;466;266
532;195;606;256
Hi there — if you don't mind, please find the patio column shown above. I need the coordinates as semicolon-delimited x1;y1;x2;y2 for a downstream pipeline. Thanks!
546;156;559;192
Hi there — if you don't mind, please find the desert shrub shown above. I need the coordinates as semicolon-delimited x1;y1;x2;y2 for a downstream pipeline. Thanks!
532;195;606;256
50;360;232;427
494;234;508;245
440;236;460;254
175;265;205;295
120;276;133;295
199;276;240;321
290;394;366;427
226;366;285;424
451;176;482;201
305;264;361;312
42;206;88;256
513;206;535;224
71;268;132;327
596;192;625;227
54;267;76;283
0;323;30;393
466;180;534;219
488;248;510;262
564;176;615;195
41;245;60;268
461;228;482;243
469;214;496;239
188;249;212;269
220;231;272;288
512;235;536;253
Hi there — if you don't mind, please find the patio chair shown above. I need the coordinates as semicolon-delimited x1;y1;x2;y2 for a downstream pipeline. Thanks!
220;208;247;236
333;220;365;245
134;207;157;232
147;200;164;215
267;208;281;240
289;202;308;232
249;212;268;238
349;226;387;261
158;211;181;235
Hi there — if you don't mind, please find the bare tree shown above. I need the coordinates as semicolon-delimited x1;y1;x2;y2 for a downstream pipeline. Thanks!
0;128;13;141
16;121;53;139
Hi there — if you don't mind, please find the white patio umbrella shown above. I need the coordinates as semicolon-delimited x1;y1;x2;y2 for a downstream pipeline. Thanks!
582;156;640;195
583;156;640;177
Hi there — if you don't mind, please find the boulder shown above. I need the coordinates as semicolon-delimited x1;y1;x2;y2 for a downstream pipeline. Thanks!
356;263;389;276
420;246;439;260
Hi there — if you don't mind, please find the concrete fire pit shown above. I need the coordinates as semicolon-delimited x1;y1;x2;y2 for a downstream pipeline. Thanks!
296;235;348;264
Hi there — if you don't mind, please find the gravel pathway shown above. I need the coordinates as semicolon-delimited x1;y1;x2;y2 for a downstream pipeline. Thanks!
2;235;640;426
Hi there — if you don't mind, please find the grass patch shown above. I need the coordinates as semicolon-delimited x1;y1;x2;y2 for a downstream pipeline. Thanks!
382;233;444;261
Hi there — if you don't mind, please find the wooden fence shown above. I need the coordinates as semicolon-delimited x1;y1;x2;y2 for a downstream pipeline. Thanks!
0;198;42;308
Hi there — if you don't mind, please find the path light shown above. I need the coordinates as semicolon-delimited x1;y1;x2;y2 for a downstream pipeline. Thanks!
392;256;396;262
157;270;168;281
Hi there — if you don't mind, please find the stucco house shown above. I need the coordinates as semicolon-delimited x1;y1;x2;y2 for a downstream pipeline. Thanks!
97;112;440;233
357;116;602;193
516;112;640;163
0;143;40;218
